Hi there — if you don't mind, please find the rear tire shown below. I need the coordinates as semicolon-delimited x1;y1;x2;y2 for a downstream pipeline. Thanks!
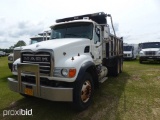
120;58;123;73
73;73;94;111
109;58;120;76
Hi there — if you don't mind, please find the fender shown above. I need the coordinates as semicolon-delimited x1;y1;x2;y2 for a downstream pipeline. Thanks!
75;61;98;81
76;61;99;88
76;61;95;81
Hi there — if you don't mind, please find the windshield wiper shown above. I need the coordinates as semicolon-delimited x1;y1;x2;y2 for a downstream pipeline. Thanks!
52;37;57;39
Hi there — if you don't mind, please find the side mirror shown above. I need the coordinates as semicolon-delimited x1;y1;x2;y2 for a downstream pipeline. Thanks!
103;26;109;39
94;41;97;44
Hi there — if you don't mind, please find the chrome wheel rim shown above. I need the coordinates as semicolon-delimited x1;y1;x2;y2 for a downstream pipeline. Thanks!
81;80;91;103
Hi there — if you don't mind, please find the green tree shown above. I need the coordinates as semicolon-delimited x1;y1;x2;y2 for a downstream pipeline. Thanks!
14;40;26;48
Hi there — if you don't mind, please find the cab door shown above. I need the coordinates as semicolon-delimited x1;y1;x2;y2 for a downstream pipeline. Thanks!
91;26;102;65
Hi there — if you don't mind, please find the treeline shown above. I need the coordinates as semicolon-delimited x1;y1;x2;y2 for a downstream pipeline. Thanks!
0;48;13;53
0;40;26;53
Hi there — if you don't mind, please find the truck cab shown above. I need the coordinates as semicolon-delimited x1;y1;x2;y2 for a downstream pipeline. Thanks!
8;12;123;111
139;42;160;63
123;44;138;60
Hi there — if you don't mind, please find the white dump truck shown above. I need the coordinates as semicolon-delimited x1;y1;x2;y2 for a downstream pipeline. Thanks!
8;12;123;110
8;31;50;71
139;42;160;63
123;44;138;60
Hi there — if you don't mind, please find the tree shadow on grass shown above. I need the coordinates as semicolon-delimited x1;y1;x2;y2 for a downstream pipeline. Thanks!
0;96;77;120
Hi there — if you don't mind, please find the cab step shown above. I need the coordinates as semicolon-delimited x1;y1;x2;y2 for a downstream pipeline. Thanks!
99;77;108;83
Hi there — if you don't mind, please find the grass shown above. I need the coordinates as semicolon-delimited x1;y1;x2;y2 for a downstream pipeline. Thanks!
0;57;160;120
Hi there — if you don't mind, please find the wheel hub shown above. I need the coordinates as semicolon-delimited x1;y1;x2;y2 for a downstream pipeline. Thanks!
81;80;91;103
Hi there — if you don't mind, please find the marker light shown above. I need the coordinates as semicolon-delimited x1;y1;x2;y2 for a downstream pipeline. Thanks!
69;69;76;78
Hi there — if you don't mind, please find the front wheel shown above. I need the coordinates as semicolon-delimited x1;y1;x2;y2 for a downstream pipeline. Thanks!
139;59;143;64
73;73;94;111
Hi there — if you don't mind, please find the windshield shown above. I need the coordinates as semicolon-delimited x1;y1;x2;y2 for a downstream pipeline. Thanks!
141;42;160;49
51;22;93;40
30;37;49;44
123;46;132;51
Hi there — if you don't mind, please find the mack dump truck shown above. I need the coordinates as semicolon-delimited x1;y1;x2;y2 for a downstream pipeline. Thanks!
8;12;123;110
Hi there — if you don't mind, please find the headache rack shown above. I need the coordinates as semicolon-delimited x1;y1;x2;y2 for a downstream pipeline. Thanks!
56;12;107;24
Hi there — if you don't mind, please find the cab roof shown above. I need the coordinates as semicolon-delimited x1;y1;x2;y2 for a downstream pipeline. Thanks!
50;19;94;28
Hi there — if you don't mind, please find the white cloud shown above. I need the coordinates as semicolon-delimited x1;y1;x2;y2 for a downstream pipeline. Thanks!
0;19;45;48
0;0;160;48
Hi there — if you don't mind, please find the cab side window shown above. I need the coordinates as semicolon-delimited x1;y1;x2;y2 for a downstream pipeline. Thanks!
94;27;100;44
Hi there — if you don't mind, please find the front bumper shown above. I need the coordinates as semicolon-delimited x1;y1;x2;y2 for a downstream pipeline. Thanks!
8;63;73;102
8;78;73;101
139;56;160;61
123;54;132;59
123;56;132;59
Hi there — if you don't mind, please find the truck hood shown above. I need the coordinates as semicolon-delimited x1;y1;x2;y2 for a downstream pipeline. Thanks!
14;46;25;50
22;38;90;51
141;48;160;52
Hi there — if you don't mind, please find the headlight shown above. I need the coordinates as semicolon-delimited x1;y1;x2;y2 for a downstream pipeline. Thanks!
54;68;76;78
61;69;68;77
8;56;13;61
139;51;144;55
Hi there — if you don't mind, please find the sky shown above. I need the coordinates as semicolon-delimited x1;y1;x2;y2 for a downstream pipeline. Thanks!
0;0;160;48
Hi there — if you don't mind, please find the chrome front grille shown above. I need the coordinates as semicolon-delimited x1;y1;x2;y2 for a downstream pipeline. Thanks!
21;52;51;75
14;50;21;61
145;51;156;56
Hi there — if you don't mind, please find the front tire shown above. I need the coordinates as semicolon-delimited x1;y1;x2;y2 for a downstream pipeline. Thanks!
139;59;143;64
73;73;94;111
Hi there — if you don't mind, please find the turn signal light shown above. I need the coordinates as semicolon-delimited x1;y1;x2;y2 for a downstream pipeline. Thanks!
69;69;76;78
